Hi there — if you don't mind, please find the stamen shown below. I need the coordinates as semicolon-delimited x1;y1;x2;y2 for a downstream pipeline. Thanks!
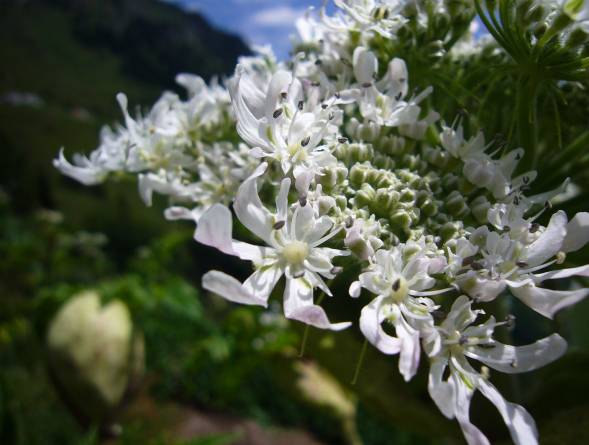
273;220;286;230
392;278;401;291
301;136;311;147
273;108;283;119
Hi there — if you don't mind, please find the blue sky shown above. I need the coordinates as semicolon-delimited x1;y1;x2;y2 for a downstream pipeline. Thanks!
164;0;333;59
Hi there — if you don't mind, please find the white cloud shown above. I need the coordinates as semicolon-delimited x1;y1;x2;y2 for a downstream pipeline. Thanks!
250;5;306;27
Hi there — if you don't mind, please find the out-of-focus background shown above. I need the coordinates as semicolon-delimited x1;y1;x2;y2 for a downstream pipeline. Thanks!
1;1;589;445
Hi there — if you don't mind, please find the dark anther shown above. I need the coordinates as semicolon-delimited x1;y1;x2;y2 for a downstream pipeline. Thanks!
335;92;341;99
471;262;484;271
293;271;305;279
298;100;304;111
321;103;328;109
399;78;406;83
338;137;348;143
459;336;468;346
311;81;321;87
530;223;540;233
328;112;334;120
478;343;497;349
299;195;308;207
545;201;552;209
516;261;528;268
513;196;520;205
273;108;283;119
395;92;402;101
280;92;288;100
462;256;476;266
362;82;372;88
522;176;530;184
345;216;354;228
273;220;286;230
301;136;311;147
315;59;322;65
392;278;401;292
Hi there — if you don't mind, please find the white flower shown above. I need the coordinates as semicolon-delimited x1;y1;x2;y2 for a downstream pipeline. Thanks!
194;163;351;331
427;295;567;445
457;211;589;318
344;47;437;129
229;68;339;193
352;247;451;381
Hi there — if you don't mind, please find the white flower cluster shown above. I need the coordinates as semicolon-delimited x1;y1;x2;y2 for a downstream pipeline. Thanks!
55;1;589;444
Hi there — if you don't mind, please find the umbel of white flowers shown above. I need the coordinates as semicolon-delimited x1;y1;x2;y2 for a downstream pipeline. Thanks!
54;1;589;444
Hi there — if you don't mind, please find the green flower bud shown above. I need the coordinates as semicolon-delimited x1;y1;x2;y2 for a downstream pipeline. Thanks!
445;190;469;218
566;27;589;48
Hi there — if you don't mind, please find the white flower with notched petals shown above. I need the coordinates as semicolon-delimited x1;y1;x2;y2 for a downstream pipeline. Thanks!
427;295;567;445
343;46;438;131
229;68;339;193
194;163;351;331
352;247;451;381
457;211;589;318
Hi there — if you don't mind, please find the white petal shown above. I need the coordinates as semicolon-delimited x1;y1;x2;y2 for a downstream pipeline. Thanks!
524;211;567;267
276;178;291;221
234;163;273;244
202;271;268;307
283;278;351;331
510;284;589;319
359;296;401;355
242;265;283;301
349;281;362;298
428;357;455;419
393;315;421;381
476;378;538;445
562;212;589;253
54;150;105;185
353;46;378;84
464;334;567;374
451;372;490;445
533;264;589;282
194;204;235;255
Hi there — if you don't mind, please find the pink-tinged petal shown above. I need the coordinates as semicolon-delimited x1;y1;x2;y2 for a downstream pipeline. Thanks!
428;357;455;419
451;372;490;445
562;212;589;253
476;378;538;445
510;284;589;319
393;315;421;382
242;265;283;302
359;296;401;355
464;334;567;374
202;271;268;307
234;163;274;244
195;204;235;256
533;264;589;282
284;278;351;331
524;211;567;267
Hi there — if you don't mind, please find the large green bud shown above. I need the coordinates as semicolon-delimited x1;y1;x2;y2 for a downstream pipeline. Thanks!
47;291;144;427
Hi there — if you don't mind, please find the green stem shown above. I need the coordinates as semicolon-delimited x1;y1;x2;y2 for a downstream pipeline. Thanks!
351;339;368;385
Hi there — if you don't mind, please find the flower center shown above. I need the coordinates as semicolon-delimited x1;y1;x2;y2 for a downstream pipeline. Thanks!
282;241;309;265
390;275;409;303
